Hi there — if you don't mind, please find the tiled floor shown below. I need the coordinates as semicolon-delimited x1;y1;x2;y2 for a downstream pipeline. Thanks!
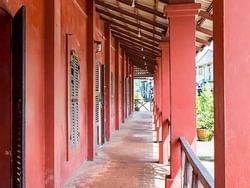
65;112;169;188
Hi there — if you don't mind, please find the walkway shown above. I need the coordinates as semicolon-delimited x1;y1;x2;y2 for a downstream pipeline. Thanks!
65;112;169;188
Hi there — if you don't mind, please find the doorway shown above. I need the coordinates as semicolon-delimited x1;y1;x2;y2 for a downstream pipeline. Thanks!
0;7;26;188
101;64;106;144
95;62;101;147
95;62;106;148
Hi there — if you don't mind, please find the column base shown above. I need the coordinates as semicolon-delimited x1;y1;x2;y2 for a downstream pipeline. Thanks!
165;177;181;188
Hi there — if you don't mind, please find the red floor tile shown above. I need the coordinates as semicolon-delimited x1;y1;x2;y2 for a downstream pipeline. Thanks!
65;112;169;188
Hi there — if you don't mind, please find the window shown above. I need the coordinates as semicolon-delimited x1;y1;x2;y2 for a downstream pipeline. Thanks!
207;64;212;80
70;50;80;147
199;66;203;75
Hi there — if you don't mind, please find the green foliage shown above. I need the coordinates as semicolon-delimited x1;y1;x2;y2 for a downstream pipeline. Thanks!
196;85;214;132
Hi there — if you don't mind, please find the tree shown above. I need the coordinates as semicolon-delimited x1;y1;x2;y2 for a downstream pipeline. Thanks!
196;85;214;132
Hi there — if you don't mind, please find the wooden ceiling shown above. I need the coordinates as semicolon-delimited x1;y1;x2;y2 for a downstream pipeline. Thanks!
95;0;213;74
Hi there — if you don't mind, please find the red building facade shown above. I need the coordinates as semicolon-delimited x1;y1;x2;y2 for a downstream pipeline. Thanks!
0;1;134;187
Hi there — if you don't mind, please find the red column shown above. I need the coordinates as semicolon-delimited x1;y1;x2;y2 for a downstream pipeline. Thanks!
165;3;200;187
153;67;158;129
129;61;134;114
114;39;120;130
156;57;162;143
132;64;135;112
86;0;96;160
159;42;170;164
44;0;61;186
125;56;129;118
104;23;111;141
121;51;125;123
214;1;250;187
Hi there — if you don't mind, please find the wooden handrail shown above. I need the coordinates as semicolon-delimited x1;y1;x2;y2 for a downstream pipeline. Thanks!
179;137;214;188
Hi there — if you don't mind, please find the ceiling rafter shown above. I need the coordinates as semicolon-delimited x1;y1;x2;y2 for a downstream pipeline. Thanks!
119;41;159;56
111;30;159;48
124;49;157;61
161;0;194;4
198;10;213;21
126;57;155;68
125;51;156;64
109;23;161;42
112;32;160;51
196;37;209;45
128;56;154;73
111;25;161;45
121;44;158;58
117;0;165;19
196;26;213;36
96;8;163;36
113;34;160;54
96;0;167;30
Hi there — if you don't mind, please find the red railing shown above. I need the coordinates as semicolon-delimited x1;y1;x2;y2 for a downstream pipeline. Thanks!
179;137;214;188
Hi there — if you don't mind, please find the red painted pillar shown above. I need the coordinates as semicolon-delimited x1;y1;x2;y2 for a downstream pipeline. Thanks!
159;42;170;164
87;0;96;160
214;1;250;187
153;67;158;129
104;23;111;141
165;3;200;187
125;56;129;118
121;51;125;123
131;64;134;112
44;0;61;186
114;39;120;130
156;57;162;143
129;61;134;114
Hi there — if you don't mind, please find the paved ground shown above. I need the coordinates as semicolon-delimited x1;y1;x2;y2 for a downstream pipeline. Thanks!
196;139;214;177
65;112;169;188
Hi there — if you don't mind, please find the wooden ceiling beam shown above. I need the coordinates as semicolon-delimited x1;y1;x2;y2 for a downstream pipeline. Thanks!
111;27;159;47
196;37;209;45
163;0;194;4
97;8;162;36
113;34;160;53
111;26;159;44
119;42;159;57
109;24;161;42
117;0;165;19
125;51;156;63
112;31;160;53
124;49;156;61
198;10;213;21
121;44;158;58
196;26;213;36
112;30;160;50
128;56;155;67
129;58;155;73
158;0;169;4
96;0;167;30
129;57;154;69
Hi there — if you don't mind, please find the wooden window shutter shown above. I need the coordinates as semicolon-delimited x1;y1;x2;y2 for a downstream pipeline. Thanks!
95;62;101;145
70;50;80;147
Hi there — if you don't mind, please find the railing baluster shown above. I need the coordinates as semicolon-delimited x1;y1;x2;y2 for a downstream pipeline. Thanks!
184;157;189;188
179;137;214;188
191;170;196;188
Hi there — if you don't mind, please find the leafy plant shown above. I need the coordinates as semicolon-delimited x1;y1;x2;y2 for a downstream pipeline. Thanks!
134;92;141;111
196;85;214;132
